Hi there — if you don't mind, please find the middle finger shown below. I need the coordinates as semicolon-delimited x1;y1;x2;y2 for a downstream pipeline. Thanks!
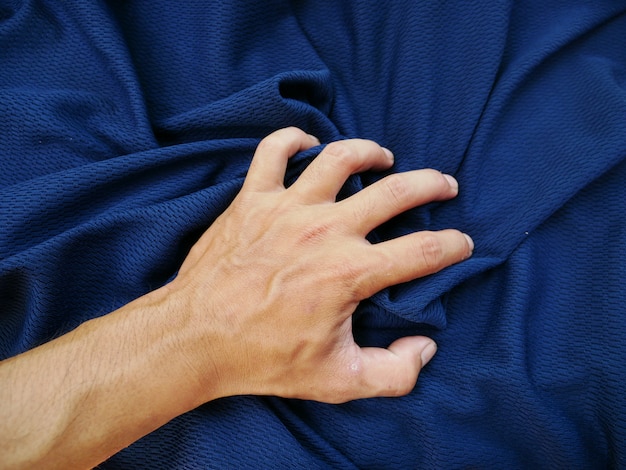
338;169;459;235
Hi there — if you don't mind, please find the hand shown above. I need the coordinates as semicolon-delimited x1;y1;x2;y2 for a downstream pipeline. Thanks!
0;127;473;468
169;127;473;403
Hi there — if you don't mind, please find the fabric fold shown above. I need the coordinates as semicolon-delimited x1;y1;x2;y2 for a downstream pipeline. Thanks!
1;0;625;467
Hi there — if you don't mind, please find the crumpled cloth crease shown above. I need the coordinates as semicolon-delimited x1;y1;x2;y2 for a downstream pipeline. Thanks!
1;1;625;468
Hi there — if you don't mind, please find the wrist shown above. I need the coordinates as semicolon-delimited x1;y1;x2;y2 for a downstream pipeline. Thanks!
139;280;227;406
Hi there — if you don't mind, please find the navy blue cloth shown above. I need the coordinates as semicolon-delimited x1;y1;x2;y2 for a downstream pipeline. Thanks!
1;1;625;468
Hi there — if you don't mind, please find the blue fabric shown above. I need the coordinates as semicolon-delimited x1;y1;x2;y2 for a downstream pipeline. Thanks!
1;0;625;467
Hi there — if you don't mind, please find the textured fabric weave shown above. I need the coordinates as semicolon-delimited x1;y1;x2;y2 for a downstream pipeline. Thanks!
1;1;625;468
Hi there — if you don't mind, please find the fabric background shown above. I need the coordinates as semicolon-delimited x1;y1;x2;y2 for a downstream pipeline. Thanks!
1;1;625;468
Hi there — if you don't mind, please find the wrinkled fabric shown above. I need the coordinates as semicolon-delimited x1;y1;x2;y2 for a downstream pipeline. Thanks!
1;1;625;468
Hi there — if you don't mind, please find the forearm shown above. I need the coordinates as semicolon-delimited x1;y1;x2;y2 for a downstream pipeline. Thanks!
0;286;210;470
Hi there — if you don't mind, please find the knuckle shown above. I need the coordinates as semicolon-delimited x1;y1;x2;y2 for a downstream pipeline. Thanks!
382;174;411;208
254;136;282;157
415;233;445;271
323;141;359;168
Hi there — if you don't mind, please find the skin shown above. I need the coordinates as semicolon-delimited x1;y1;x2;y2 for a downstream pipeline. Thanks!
0;127;473;469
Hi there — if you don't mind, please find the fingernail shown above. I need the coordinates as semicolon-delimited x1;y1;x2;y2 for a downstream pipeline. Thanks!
382;147;394;162
443;173;458;192
463;233;474;255
420;340;437;366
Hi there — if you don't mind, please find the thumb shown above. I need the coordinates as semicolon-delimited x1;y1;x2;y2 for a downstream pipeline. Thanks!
356;336;437;399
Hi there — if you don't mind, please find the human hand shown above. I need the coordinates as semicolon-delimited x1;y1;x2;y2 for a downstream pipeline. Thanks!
168;127;473;404
0;127;473;469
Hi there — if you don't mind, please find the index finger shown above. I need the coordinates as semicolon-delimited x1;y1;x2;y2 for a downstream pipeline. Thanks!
243;127;320;192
